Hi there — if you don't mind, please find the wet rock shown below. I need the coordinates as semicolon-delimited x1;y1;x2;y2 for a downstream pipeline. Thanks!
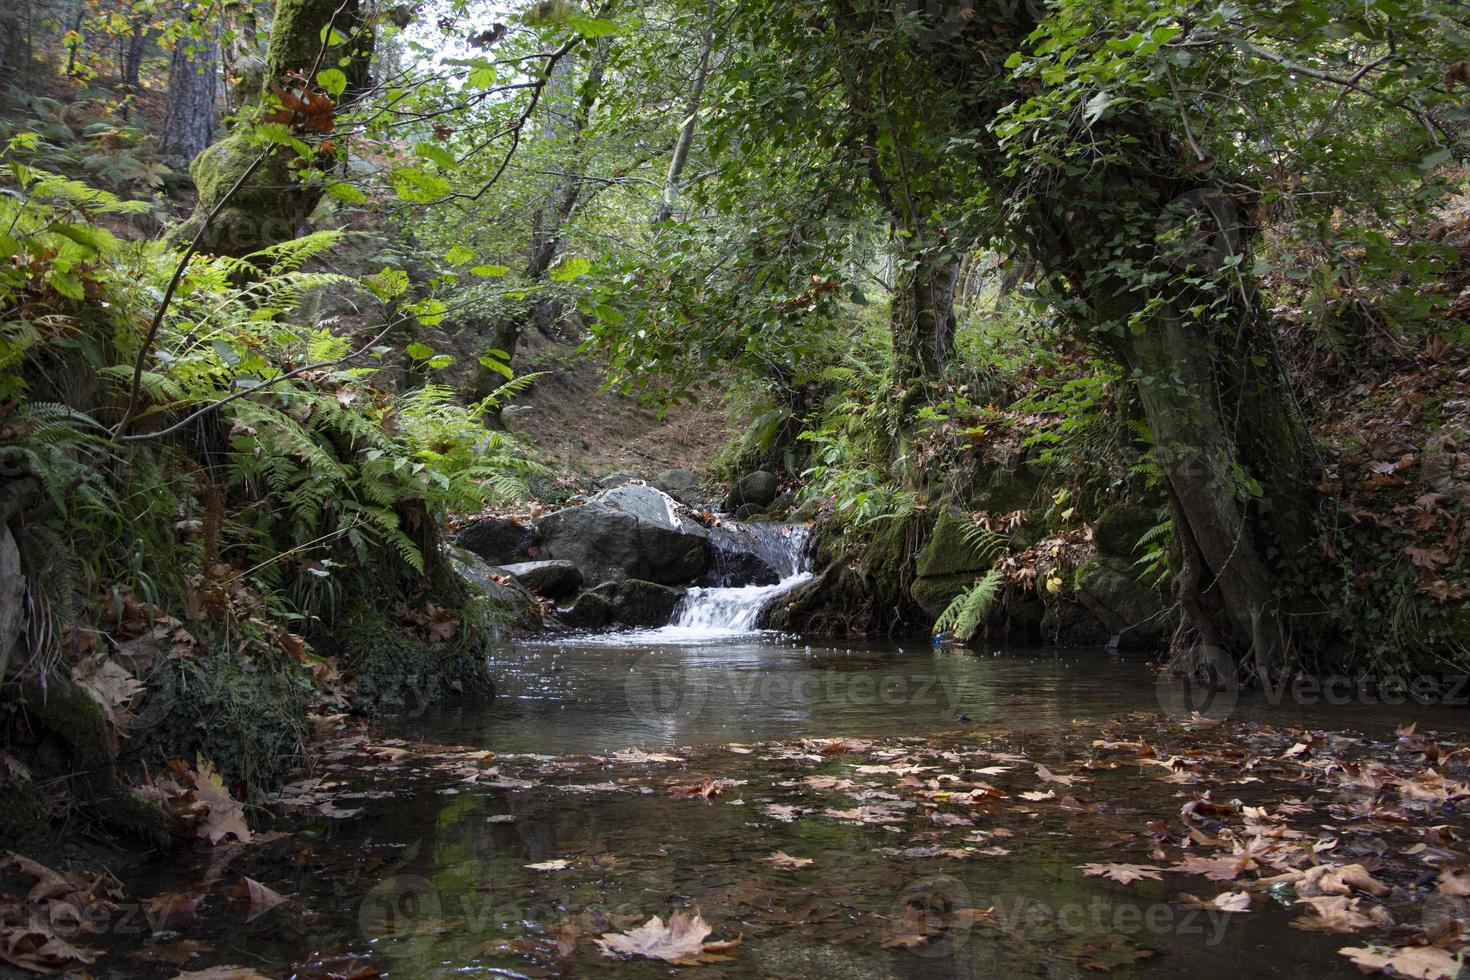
446;547;541;631
724;470;779;511
557;592;612;630
598;470;640;489
495;560;582;599
700;550;779;588
734;503;766;520
457;516;536;565
536;484;709;585
610;580;684;627
1073;557;1168;646
1092;502;1160;559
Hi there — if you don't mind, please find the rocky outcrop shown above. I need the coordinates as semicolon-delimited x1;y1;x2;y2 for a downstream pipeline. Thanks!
1073;557;1168;646
446;547;542;632
609;580;684;627
908;505;998;618
457;516;536;566
536;485;710;585
1092;502;1159;559
495;560;582;599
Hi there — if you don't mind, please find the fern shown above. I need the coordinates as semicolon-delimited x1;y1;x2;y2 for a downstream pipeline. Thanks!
935;569;1003;643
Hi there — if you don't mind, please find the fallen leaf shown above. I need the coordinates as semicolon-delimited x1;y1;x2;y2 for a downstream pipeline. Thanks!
1079;863;1166;885
1338;945;1462;979
594;911;740;965
761;851;814;870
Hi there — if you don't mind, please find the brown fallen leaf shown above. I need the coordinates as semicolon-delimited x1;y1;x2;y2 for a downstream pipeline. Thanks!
525;859;572;871
1438;871;1470;896
171;968;275;979
1079;863;1165;885
1179;891;1252;913
236;876;286;920
594;911;740;965
761;851;814;870
1291;896;1392;933
1338;944;1463;979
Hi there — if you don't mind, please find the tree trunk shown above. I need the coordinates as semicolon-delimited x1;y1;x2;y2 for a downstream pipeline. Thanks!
654;7;714;224
120;15;151;119
1027;171;1320;678
0;6;19;80
475;43;610;401
166;0;372;257
890;242;959;385
159;26;218;171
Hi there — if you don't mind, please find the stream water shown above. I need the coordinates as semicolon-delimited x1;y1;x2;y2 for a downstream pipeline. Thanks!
93;526;1470;979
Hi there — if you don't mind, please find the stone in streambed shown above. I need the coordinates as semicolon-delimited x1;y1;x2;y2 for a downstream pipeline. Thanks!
494;560;583;599
457;515;536;565
610;580;684;627
535;484;709;585
557;592;613;630
724;470;779;512
1072;557;1167;646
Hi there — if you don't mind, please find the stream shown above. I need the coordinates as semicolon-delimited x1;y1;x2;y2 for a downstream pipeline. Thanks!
96;526;1470;979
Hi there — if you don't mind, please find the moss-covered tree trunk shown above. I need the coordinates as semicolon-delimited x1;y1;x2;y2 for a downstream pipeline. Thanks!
168;0;372;256
891;244;959;386
1020;164;1321;679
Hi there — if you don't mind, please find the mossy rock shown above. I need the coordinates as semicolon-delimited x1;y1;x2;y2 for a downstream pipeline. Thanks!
915;505;994;579
0;778;53;853
15;678;167;846
910;571;984;620
335;600;494;713
971;465;1043;514
1072;557;1169;647
1092;502;1161;559
126;650;310;800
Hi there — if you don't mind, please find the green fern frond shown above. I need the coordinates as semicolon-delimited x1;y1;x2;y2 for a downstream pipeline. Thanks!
935;569;1002;643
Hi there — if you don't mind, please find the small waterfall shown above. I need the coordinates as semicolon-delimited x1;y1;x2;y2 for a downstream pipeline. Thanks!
662;523;812;639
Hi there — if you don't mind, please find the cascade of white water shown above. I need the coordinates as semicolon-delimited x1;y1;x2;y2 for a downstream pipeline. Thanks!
637;524;812;640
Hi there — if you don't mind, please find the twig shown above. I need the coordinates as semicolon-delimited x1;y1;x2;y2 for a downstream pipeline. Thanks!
117;322;397;443
111;152;268;442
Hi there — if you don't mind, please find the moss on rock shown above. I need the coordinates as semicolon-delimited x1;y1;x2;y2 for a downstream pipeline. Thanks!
125;650;310;800
1092;502;1160;559
335;600;493;712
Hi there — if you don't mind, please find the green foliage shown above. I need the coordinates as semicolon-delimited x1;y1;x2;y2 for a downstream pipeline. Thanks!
935;569;1002;644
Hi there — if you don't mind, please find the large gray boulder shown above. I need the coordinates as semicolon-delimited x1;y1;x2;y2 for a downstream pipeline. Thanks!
724;470;779;512
457;516;536;566
535;484;710;585
495;560;582;599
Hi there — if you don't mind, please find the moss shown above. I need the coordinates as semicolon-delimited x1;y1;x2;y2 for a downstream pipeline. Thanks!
335;599;492;712
1092;502;1160;559
19;679;167;845
125;650;310;800
0;778;52;853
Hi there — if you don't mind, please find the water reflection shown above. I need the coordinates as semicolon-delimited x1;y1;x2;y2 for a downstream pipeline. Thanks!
409;638;1469;754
